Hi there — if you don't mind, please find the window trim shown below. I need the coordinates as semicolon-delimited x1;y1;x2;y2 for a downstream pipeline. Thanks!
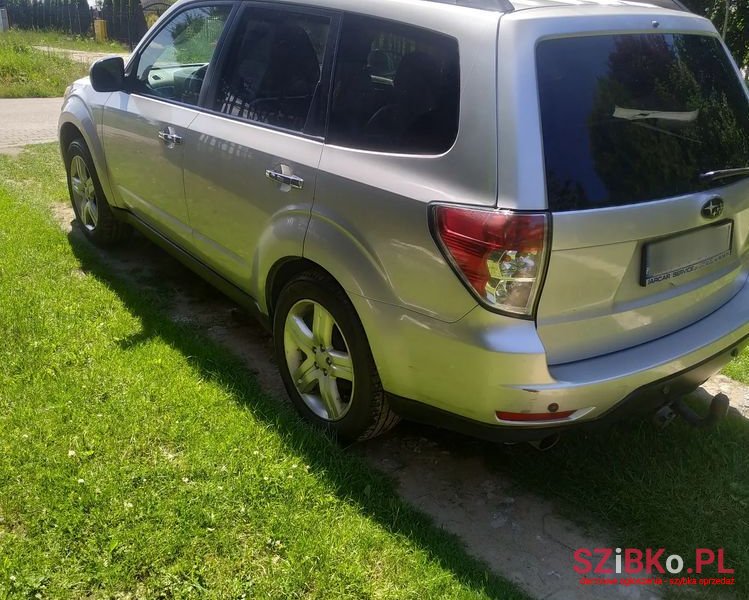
124;0;240;110
198;0;341;142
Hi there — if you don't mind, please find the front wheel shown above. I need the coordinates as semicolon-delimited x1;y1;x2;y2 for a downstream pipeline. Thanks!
273;271;399;442
65;138;130;246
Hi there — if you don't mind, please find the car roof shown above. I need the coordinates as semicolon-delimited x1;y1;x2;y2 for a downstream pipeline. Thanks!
425;0;690;12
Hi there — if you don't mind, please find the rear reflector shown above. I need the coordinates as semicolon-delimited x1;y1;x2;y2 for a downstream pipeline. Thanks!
496;410;575;422
432;205;549;316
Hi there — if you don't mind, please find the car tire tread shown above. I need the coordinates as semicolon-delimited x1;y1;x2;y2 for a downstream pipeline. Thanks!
65;138;131;246
274;270;399;442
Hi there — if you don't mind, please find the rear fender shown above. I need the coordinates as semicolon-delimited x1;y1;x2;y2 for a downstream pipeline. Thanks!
303;211;401;310
252;207;312;315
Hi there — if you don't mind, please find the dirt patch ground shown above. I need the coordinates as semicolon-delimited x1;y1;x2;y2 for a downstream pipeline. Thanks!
54;203;749;600
31;46;129;66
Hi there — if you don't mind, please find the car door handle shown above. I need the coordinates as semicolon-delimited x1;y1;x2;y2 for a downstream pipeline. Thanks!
158;127;182;146
266;169;304;190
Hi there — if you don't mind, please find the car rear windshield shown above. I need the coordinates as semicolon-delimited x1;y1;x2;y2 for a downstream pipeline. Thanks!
537;34;749;211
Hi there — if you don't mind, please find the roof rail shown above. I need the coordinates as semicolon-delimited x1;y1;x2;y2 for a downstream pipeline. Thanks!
424;0;515;12
424;0;692;12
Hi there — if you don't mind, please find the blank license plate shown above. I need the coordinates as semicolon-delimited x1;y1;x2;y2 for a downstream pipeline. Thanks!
641;222;733;286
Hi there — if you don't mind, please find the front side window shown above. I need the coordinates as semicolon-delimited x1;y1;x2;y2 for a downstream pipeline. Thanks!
328;15;460;154
537;34;749;211
134;5;232;105
212;7;331;133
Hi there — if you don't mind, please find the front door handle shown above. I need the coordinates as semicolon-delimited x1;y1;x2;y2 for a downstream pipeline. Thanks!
266;168;304;190
158;126;183;147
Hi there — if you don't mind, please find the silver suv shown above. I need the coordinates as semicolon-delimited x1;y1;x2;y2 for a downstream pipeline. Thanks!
59;0;749;443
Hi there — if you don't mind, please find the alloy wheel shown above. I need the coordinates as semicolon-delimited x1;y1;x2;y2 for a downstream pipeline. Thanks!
70;155;99;231
283;299;355;421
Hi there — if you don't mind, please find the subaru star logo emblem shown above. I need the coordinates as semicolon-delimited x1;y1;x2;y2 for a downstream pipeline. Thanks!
701;197;724;220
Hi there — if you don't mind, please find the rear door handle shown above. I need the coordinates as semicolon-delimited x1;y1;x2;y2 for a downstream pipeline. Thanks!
266;169;304;190
158;126;182;147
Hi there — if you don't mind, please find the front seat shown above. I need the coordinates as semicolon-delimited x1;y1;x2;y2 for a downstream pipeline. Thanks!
225;22;321;130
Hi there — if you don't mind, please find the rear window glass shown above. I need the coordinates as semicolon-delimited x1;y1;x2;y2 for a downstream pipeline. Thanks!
537;34;749;211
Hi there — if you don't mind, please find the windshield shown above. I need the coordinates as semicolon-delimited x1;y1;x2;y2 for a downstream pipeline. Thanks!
537;33;749;211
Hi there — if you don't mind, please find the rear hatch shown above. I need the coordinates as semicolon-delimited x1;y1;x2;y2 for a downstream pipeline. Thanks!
503;10;749;364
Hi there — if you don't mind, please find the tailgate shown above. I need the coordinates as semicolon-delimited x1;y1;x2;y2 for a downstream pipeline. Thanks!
527;23;749;364
537;196;749;364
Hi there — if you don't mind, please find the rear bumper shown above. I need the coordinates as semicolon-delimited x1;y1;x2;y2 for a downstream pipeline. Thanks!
387;338;745;442
349;270;749;438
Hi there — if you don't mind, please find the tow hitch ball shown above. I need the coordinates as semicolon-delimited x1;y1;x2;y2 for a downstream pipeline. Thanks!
654;392;730;429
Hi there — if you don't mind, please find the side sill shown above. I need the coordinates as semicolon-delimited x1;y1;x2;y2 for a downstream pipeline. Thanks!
111;207;271;332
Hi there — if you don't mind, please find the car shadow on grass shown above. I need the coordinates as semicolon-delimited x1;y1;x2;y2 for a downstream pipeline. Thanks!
65;226;531;599
66;222;749;599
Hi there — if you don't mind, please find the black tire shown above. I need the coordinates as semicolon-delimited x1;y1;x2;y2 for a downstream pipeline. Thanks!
273;271;399;442
65;138;130;246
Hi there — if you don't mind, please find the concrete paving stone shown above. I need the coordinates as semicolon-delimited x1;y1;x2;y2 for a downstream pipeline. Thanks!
0;97;63;153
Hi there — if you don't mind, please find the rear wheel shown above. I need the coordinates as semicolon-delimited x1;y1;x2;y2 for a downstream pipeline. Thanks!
65;138;130;246
273;271;399;442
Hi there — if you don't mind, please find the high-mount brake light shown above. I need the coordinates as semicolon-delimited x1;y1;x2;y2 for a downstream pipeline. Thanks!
432;205;549;316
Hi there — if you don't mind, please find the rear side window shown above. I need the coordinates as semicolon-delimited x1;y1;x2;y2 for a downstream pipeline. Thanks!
537;34;749;211
212;7;331;133
328;15;460;154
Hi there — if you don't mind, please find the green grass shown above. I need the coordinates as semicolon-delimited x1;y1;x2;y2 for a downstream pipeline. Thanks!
0;144;528;599
723;350;749;384
0;32;88;97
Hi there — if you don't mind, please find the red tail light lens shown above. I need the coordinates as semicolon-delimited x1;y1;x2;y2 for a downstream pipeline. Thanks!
432;205;549;316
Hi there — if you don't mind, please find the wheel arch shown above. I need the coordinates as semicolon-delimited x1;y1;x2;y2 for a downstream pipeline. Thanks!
59;122;83;159
264;256;399;395
265;257;343;320
59;97;119;208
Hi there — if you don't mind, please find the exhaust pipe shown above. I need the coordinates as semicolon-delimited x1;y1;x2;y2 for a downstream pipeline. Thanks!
670;392;730;429
528;433;560;451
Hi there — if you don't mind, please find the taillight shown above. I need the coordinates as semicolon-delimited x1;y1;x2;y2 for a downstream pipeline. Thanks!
432;205;549;317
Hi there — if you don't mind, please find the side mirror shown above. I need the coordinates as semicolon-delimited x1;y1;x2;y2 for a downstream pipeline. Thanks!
90;56;125;92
